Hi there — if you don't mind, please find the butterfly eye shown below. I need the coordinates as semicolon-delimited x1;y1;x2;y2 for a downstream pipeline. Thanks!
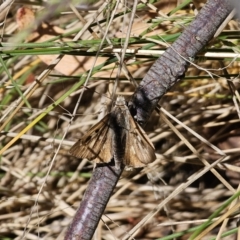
94;129;100;133
86;135;92;141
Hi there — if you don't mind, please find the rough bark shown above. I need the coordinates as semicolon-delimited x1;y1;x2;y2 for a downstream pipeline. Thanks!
129;0;233;125
64;0;234;239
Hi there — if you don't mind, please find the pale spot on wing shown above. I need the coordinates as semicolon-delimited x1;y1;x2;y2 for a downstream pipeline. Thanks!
131;145;136;155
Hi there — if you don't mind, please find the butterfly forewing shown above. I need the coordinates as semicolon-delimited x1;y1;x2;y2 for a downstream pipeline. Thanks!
69;114;113;163
124;112;156;167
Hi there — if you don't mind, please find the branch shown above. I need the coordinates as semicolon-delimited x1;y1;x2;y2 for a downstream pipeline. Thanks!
64;164;123;240
129;0;233;125
64;0;234;239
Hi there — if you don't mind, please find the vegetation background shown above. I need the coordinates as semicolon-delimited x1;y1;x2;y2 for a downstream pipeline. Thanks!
0;0;240;239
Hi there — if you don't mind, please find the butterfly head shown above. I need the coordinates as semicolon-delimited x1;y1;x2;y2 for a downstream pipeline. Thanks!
115;96;126;107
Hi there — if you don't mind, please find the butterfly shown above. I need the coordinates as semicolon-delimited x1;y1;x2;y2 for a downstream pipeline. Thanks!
69;96;156;169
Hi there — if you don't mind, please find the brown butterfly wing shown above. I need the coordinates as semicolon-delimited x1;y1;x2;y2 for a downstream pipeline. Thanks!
124;113;156;168
69;114;113;164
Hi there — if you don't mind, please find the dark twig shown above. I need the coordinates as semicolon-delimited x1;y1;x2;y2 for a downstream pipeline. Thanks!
64;0;234;239
64;164;124;240
129;0;233;125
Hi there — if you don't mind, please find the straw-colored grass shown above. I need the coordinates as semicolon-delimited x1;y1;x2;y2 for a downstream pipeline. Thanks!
0;0;240;239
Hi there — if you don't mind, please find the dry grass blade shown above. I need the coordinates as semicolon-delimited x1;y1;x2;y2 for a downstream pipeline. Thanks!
122;155;227;240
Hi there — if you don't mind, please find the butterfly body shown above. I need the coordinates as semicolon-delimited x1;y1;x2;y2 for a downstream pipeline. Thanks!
69;96;156;169
109;98;129;169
